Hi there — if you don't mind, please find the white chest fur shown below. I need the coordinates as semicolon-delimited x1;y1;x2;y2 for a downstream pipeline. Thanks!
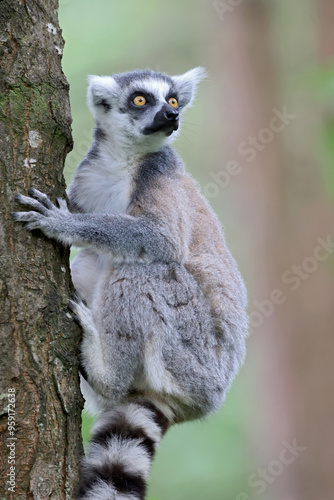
75;153;137;215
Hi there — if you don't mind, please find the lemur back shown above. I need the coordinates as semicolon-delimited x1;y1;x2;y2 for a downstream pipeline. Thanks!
14;68;248;500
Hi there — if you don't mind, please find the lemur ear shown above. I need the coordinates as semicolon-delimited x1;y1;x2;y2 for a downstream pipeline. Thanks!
172;67;207;108
87;75;118;116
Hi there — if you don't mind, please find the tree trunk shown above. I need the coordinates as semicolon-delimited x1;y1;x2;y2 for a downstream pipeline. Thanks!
0;1;83;498
214;0;334;498
212;3;299;498
316;0;334;63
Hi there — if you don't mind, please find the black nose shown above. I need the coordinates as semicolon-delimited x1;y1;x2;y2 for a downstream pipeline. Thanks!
164;109;179;121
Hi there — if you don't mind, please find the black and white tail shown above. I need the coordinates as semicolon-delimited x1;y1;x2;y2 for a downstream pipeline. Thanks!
78;401;170;500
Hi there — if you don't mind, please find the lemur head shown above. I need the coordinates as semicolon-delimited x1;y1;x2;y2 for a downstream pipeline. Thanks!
87;68;206;154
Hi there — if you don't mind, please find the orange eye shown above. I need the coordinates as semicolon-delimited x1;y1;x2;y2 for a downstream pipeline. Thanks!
168;97;178;108
133;96;146;107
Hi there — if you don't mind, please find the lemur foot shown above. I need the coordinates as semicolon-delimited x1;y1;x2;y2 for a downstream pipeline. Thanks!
68;297;94;332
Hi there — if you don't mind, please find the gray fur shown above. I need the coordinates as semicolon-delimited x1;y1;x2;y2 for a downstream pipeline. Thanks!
14;68;248;499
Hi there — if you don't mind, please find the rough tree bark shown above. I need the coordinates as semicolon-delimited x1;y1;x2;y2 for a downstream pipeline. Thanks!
0;1;83;498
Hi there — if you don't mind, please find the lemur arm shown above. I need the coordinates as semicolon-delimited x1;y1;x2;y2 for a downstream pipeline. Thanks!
13;188;180;263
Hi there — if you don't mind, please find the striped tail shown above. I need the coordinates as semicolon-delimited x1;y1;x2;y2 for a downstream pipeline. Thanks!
78;401;170;500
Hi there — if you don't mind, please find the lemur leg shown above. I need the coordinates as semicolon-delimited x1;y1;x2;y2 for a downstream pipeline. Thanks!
70;252;138;404
69;294;144;403
68;298;107;389
143;314;230;421
159;325;235;420
141;263;242;420
70;249;100;306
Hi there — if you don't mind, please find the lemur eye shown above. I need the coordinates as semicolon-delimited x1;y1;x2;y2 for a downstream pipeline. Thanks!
168;97;178;108
133;96;146;107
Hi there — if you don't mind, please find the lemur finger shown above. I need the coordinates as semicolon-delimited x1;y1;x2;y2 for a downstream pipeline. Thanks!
68;298;93;330
67;299;77;314
15;194;49;215
71;313;81;327
67;304;83;329
28;188;55;210
68;297;88;315
13;211;44;223
25;220;47;231
57;197;68;211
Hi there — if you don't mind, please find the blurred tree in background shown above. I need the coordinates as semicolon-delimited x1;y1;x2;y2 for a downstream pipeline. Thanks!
59;1;334;499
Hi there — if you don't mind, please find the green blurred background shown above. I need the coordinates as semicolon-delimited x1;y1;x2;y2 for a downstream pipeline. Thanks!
59;1;334;499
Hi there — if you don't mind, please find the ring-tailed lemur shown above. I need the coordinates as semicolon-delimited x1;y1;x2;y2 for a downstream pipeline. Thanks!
14;68;248;500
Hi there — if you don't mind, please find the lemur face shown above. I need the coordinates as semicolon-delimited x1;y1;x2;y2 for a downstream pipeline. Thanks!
87;68;206;153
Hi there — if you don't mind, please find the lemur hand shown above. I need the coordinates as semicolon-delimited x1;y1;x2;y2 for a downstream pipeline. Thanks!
13;188;71;242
